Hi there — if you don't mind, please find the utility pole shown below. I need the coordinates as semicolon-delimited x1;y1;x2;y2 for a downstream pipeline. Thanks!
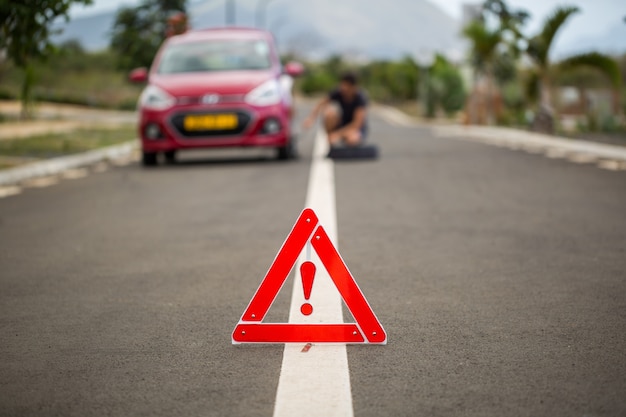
421;65;430;118
226;0;235;25
413;49;435;118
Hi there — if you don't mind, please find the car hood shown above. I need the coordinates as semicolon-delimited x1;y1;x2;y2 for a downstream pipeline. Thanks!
150;71;276;97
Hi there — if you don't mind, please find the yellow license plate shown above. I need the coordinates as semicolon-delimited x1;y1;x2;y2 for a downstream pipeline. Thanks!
184;114;238;131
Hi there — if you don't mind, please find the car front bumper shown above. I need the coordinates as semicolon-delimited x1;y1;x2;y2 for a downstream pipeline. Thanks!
139;102;291;152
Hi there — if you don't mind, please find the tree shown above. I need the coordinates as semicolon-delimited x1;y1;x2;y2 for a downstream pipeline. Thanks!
110;0;186;71
0;0;93;117
426;55;466;117
526;6;621;132
463;21;502;124
526;6;579;132
463;0;529;124
558;52;622;118
483;0;529;85
483;0;529;40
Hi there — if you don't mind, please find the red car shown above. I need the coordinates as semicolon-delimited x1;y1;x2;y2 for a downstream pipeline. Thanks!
129;27;303;166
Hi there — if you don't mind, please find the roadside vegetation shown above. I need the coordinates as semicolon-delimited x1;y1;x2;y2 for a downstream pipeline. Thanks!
0;0;94;117
0;126;136;159
461;0;625;135
297;54;467;118
0;0;184;115
0;0;625;143
0;42;142;111
297;1;626;138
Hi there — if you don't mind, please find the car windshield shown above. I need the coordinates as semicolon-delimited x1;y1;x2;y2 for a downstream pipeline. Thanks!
157;39;272;74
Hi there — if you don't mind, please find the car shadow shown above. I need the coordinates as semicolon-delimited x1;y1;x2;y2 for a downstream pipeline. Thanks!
150;154;304;169
175;156;275;166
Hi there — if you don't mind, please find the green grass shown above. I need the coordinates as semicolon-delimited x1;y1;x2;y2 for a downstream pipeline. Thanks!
0;126;137;159
0;52;143;111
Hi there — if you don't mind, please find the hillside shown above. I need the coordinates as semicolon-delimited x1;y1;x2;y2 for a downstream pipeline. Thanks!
53;0;464;60
54;0;626;60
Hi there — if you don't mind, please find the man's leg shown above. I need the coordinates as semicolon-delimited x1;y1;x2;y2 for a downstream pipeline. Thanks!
343;128;363;146
323;106;341;145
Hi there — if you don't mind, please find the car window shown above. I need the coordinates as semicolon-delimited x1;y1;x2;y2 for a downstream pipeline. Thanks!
157;39;272;74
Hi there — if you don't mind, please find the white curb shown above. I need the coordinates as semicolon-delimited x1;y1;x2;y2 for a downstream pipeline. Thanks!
432;125;626;162
0;141;138;187
375;105;626;163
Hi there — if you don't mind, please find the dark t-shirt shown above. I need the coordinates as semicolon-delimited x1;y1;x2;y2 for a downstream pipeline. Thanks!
328;88;368;134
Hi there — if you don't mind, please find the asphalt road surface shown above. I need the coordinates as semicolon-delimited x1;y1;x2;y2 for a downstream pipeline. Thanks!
1;104;625;417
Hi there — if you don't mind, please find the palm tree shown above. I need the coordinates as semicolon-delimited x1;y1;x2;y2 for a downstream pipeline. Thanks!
558;52;623;125
463;21;502;124
463;0;529;125
526;6;580;132
527;6;622;132
483;0;529;45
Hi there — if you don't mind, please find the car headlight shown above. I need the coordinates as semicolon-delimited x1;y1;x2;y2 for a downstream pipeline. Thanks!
245;79;281;106
139;85;176;110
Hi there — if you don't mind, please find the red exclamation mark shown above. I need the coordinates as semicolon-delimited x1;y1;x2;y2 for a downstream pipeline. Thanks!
300;261;315;316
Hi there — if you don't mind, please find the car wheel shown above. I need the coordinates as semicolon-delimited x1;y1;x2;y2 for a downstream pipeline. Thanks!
277;136;298;160
142;151;158;167
164;150;177;164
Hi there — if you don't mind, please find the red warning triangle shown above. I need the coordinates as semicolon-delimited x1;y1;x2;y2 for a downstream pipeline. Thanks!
232;208;387;345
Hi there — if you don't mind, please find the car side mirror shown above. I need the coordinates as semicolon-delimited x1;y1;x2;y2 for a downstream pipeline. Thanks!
284;61;304;78
129;67;148;83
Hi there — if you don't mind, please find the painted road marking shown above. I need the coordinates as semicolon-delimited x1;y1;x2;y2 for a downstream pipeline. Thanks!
273;129;354;417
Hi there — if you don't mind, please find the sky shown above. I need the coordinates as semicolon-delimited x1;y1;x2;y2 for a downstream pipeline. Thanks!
439;0;625;49
69;0;626;57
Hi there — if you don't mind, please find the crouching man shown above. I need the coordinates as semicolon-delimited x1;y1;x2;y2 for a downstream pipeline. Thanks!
302;71;368;147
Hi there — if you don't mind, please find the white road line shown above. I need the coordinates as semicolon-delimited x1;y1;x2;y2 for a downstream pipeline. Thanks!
273;129;354;417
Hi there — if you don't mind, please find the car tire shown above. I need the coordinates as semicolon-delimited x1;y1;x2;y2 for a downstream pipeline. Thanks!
142;152;158;167
164;150;177;164
277;136;298;160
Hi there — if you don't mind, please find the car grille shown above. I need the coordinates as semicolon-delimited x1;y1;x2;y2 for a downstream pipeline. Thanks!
170;110;252;138
176;94;245;105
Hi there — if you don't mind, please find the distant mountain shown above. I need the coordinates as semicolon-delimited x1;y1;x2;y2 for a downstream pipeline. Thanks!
53;0;626;61
52;11;116;51
52;0;465;60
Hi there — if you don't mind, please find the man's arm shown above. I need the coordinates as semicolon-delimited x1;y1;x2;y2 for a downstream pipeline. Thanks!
346;107;366;131
302;96;330;129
